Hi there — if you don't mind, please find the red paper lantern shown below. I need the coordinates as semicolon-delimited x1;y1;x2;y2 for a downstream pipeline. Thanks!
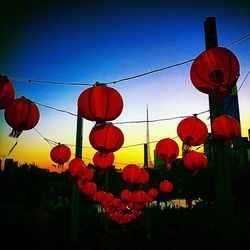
68;158;86;179
177;116;208;147
0;75;15;110
212;114;241;144
4;96;40;137
182;151;208;175
50;144;71;165
81;181;97;196
93;151;114;169
122;164;141;184
190;47;240;99
89;123;124;153
159;180;174;193
137;169;149;185
147;188;159;200
132;190;149;204
155;138;179;170
78;85;123;122
120;189;133;202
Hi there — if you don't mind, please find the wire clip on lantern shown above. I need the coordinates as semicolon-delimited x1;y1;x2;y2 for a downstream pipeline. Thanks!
190;47;240;101
4;96;40;138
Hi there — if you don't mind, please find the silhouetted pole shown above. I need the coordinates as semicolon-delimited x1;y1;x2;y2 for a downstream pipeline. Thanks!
204;17;233;249
70;109;83;246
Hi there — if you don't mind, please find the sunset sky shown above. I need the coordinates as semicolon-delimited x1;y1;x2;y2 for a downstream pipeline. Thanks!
0;0;249;172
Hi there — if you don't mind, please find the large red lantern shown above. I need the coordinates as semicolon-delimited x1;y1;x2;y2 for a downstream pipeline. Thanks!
4;96;40;137
122;164;141;184
155;138;179;170
212;114;241;144
0;75;15;110
81;181;97;197
93;151;114;170
182;151;208;175
89;123;124;153
177;116;208;148
159;180;174;193
50;144;71;166
190;47;240;99
78;85;123;122
68;157;86;179
137;169;149;185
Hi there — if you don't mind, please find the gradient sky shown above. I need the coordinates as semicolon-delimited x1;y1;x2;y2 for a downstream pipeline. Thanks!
0;0;249;172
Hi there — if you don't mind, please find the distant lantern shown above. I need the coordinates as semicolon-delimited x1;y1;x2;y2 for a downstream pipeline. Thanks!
147;188;159;200
0;75;15;110
50;143;71;166
212;114;241;144
122;164;141;184
182;151;208;175
159;180;174;193
120;189;133;202
81;181;97;197
137;169;149;185
68;157;86;179
190;47;240;99
89;123;124;153
93;151;114;170
155;138;179;170
4;96;40;137
177;116;208;151
78;84;123;122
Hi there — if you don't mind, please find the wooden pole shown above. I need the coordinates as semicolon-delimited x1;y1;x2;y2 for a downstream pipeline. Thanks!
204;17;233;249
70;109;83;246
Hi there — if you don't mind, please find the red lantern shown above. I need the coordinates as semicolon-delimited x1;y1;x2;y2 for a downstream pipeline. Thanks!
68;158;86;179
182;151;208;175
159;180;174;193
4;96;40;137
93;190;107;203
78;85;123;122
50;144;71;166
177;116;208;149
137;169;149;185
147;188;159;200
132;190;149;204
212;114;241;144
190;47;240;99
0;75;15;110
120;189;132;202
155;138;179;170
93;151;114;169
81;181;97;196
122;164;141;184
89;123;124;153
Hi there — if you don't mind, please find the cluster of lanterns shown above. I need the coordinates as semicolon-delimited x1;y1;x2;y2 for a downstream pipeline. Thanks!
0;75;40;137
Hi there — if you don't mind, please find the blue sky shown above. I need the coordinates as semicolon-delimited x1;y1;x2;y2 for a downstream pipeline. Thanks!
0;0;249;170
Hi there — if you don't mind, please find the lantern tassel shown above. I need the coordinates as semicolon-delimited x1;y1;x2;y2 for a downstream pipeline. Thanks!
9;129;22;138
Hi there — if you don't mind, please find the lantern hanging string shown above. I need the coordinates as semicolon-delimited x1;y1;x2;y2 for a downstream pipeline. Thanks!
7;139;19;157
3;32;249;87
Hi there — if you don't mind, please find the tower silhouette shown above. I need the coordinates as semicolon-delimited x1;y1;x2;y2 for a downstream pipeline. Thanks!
146;105;154;168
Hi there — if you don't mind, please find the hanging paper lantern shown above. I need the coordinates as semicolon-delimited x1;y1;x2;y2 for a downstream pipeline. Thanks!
0;75;15;110
81;181;97;196
68;158;86;179
190;47;240;99
78;84;123;122
92;190;107;203
132;190;149;204
120;189;133;203
89;123;124;153
177;116;208;149
147;188;159;200
212;114;241;144
182;151;208;175
137;169;149;185
50;144;71;165
4;96;40;137
121;164;141;184
93;151;114;169
159;180;174;193
155;138;179;170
